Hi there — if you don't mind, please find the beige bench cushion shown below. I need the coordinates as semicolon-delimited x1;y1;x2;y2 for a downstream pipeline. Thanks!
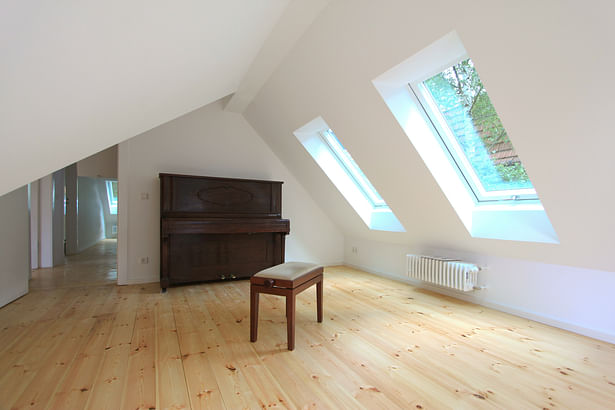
254;262;321;281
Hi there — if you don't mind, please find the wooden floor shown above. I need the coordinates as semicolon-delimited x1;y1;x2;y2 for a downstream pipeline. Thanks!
1;246;615;408
30;239;118;290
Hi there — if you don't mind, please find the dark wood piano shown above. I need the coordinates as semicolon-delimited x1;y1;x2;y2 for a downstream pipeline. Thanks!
159;173;290;290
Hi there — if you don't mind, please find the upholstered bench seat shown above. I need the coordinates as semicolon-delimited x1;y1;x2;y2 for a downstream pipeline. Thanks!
253;262;320;281
250;262;323;350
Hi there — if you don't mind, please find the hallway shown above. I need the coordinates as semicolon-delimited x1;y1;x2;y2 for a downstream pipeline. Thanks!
30;239;117;290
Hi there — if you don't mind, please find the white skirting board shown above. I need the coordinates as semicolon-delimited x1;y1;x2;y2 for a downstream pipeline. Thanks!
0;285;28;309
117;261;345;286
345;263;615;345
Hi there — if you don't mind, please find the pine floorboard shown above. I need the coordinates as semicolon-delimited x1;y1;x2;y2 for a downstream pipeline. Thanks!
1;261;615;409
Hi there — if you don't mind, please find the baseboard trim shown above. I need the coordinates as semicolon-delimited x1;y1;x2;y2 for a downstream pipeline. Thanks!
0;284;28;308
345;263;615;345
324;261;345;267
118;261;344;286
118;277;159;286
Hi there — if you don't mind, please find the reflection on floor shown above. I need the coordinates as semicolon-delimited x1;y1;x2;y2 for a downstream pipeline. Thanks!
30;239;117;290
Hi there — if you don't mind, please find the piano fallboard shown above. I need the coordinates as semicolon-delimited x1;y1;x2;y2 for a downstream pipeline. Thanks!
162;218;290;236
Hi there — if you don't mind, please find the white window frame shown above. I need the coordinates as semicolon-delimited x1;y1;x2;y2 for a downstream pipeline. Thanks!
319;129;388;209
294;117;405;232
372;31;558;243
408;59;538;203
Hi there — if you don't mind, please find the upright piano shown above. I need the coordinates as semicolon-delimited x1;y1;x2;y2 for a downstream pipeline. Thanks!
159;173;290;290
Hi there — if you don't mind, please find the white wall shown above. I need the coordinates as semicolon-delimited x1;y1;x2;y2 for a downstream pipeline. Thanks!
39;175;53;268
77;177;107;252
52;170;65;266
244;0;615;271
118;97;343;285
77;145;118;179
0;186;30;308
104;205;118;239
38;171;66;267
29;180;39;269
344;237;615;343
243;0;615;341
65;164;78;255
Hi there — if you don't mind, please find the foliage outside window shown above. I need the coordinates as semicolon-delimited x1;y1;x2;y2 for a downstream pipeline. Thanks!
372;31;557;242
414;58;537;202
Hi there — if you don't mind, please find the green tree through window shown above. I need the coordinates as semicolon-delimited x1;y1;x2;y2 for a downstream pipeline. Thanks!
423;59;532;191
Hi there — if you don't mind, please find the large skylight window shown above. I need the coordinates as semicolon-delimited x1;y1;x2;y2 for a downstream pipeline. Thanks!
372;31;558;243
294;117;404;232
410;58;537;202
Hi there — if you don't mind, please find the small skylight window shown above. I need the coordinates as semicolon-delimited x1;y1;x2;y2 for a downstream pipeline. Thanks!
320;128;387;208
294;117;404;232
410;58;537;202
106;180;118;215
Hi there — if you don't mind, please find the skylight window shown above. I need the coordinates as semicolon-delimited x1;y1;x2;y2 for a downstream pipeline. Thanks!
294;117;404;232
106;180;118;215
410;58;537;202
372;31;558;243
320;129;387;208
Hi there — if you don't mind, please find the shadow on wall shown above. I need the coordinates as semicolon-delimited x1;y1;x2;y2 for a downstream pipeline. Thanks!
73;177;117;253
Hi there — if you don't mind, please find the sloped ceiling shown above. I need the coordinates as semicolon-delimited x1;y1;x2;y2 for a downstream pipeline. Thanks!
244;0;615;272
0;0;289;196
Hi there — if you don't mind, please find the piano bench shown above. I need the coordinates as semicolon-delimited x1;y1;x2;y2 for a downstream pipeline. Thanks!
250;262;323;350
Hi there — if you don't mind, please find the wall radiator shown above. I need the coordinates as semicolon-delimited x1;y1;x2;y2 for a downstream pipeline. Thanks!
406;254;479;292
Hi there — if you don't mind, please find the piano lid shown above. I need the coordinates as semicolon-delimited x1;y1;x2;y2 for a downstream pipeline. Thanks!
160;173;283;218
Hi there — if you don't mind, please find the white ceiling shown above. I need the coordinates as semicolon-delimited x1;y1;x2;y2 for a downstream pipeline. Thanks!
0;0;290;196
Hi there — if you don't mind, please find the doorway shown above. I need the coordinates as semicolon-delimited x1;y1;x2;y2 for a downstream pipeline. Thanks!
29;145;119;287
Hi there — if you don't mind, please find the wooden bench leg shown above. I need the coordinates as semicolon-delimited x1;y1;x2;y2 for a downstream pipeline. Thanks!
250;286;259;343
316;277;323;323
286;293;296;351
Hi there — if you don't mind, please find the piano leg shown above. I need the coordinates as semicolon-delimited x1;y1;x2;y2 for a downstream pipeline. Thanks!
250;287;260;342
